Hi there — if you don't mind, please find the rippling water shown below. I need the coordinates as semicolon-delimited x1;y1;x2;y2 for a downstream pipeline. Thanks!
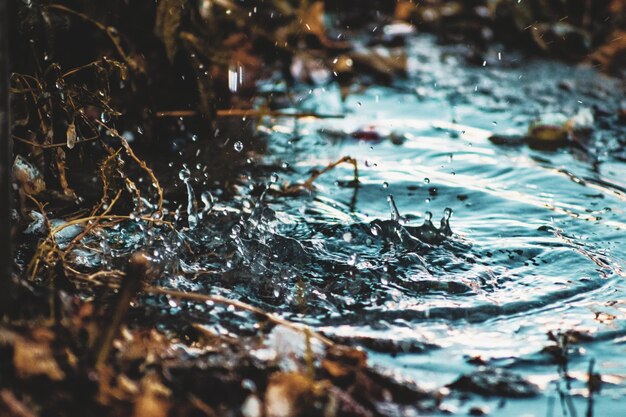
82;35;626;415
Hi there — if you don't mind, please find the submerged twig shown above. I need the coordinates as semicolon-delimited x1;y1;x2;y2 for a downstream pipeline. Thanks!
281;155;359;194
155;109;344;119
143;286;333;346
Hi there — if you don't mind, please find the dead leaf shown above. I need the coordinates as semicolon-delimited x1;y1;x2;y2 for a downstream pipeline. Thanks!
13;336;65;381
0;390;37;417
589;31;626;74
12;156;45;196
265;372;316;417
302;2;326;41
395;1;417;21
54;147;77;198
322;345;368;381
155;0;186;63
66;122;77;149
349;47;407;81
133;374;171;417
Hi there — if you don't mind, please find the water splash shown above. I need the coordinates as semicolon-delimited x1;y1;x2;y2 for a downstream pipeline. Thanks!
179;164;198;229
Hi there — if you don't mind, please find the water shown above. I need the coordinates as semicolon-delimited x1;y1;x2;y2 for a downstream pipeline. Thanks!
61;35;626;415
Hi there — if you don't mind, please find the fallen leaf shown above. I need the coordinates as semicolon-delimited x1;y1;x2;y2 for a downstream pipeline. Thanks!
589;31;626;74
0;390;37;417
133;374;171;417
155;0;186;62
265;372;316;417
13;336;65;381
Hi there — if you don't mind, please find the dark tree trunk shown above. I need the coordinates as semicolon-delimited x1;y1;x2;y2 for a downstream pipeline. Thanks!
0;0;13;317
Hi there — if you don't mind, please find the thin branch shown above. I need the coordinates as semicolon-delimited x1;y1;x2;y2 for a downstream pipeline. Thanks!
155;109;344;119
144;286;333;346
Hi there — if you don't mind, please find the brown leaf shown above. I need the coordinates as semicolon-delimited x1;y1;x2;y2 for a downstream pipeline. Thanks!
66;122;77;149
302;2;326;41
0;390;37;417
265;372;316;417
395;1;417;21
349;48;407;81
133;374;171;417
322;359;350;379
12;156;46;196
13;336;65;381
155;0;186;63
55;147;77;198
589;31;626;74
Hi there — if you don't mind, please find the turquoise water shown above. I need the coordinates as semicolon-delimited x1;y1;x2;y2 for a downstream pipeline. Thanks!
73;35;626;416
243;36;626;416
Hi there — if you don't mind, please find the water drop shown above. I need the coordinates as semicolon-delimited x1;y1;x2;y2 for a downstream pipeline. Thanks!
178;165;191;181
387;195;401;221
270;173;279;183
201;191;214;212
234;141;244;152
424;178;430;184
343;232;353;242
382;182;389;188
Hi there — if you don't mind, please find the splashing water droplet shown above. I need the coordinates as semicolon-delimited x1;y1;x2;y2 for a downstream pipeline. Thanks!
387;195;401;222
424;178;430;184
382;182;389;188
343;232;353;242
178;165;191;181
201;191;214;213
234;141;244;152
270;173;279;183
179;165;198;229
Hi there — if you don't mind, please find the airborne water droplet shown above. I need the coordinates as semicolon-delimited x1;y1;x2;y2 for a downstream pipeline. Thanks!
234;141;244;152
387;195;401;222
